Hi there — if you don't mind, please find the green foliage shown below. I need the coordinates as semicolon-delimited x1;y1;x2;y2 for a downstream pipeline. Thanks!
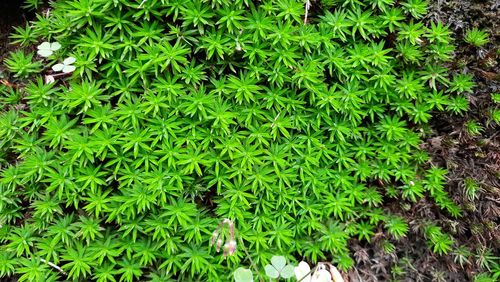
464;27;489;47
491;93;500;104
449;73;475;94
489;109;500;124
401;0;427;19
447;96;469;115
463;177;481;202
475;247;499;272
424;224;454;255
22;0;43;11
464;120;483;137
384;216;409;240
489;93;500;125
0;0;465;280
452;246;472;268
10;24;39;47
4;51;42;78
474;273;498;282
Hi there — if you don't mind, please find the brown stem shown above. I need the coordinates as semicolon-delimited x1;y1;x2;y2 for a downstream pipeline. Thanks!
238;236;265;282
49;72;72;79
40;258;67;275
297;266;317;282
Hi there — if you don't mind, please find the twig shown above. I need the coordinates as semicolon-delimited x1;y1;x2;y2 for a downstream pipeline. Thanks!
49;72;72;79
238;237;266;282
297;267;317;282
138;0;147;8
270;112;281;128
485;196;500;204
304;0;311;24
0;79;17;88
45;72;72;84
40;258;67;275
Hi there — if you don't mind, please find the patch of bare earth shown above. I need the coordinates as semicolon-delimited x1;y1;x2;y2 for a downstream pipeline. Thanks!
348;1;499;281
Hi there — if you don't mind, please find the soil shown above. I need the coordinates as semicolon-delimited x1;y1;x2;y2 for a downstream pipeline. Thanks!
0;0;32;59
349;1;500;281
0;0;37;85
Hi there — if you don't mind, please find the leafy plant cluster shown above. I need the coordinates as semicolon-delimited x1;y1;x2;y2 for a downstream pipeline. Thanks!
464;27;489;48
0;0;469;280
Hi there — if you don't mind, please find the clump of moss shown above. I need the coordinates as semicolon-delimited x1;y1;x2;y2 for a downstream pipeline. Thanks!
0;0;466;281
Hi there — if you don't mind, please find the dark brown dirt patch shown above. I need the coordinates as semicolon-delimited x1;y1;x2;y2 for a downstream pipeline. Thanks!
0;0;35;65
349;1;499;281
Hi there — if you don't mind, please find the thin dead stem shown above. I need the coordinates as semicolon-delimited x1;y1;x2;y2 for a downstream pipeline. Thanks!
237;237;266;282
304;0;312;24
138;0;147;8
40;258;67;275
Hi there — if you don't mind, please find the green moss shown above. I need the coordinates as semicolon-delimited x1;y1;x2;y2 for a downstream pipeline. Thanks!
464;27;489;47
0;0;465;280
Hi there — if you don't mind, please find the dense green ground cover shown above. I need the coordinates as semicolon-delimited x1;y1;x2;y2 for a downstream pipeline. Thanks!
0;0;475;280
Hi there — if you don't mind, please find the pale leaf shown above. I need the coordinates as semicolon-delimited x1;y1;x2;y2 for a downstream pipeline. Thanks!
264;265;280;279
37;49;53;57
52;63;64;72
62;65;76;73
271;255;287;271
281;264;295;279
295;261;311;282
51;42;61;51
234;267;253;282
63;57;76;65
38;42;51;50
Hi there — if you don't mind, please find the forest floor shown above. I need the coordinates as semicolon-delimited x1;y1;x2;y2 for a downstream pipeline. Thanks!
350;1;499;281
0;1;498;282
0;0;34;79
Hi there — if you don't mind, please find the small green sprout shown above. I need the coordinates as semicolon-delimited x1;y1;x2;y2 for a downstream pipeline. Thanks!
4;51;42;78
464;120;483;137
452;246;472;268
463;177;481;201
491;93;500;104
448;73;475;94
464;28;489;47
490;109;500;124
23;0;43;11
446;96;469;115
